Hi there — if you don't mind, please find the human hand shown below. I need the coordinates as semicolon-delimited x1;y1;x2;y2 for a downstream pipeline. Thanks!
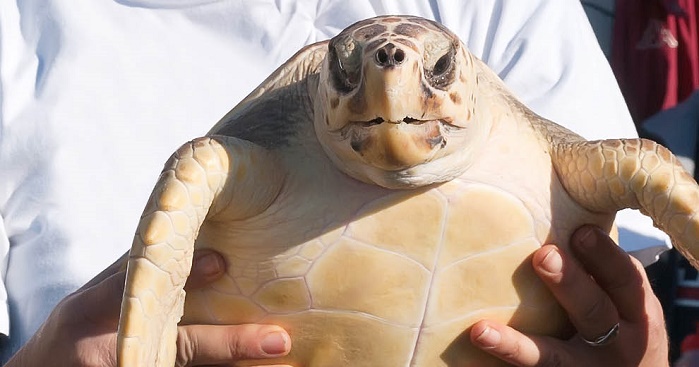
470;226;669;366
5;250;291;367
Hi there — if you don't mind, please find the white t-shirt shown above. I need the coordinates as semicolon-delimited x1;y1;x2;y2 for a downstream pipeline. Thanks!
0;0;670;359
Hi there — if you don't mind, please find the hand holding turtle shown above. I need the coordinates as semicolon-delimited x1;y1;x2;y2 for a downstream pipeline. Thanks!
4;250;291;367
471;226;669;367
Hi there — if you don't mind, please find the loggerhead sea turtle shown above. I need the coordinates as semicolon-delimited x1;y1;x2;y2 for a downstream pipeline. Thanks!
117;15;699;366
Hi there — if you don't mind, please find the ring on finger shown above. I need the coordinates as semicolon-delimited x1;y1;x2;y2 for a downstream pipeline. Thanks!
581;323;620;347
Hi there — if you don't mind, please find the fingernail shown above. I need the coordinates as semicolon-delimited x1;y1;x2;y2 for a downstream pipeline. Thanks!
474;326;501;349
539;248;563;274
192;252;222;277
261;331;290;356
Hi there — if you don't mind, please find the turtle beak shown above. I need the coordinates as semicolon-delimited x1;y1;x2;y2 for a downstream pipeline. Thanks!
347;120;446;170
364;43;424;123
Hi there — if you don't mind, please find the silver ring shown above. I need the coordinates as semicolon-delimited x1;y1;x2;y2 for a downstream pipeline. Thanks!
581;323;620;347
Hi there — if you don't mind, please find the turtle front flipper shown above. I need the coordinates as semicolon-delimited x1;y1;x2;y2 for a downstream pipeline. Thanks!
551;138;699;268
117;136;283;366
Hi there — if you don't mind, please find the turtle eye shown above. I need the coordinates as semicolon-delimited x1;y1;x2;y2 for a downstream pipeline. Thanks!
433;54;451;76
329;45;360;94
426;49;456;90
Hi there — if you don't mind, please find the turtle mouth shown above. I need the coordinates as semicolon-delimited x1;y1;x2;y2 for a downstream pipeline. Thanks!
353;116;455;128
335;117;459;145
361;116;423;126
330;117;460;171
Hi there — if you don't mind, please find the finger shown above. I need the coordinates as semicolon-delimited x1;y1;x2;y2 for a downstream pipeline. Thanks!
80;248;224;298
471;320;572;367
185;250;227;290
72;249;224;319
569;226;648;322
532;244;620;344
176;324;291;366
66;270;126;326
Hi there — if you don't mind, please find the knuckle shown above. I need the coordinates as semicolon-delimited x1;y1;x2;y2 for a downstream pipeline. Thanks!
500;340;522;361
608;267;644;292
581;295;614;325
175;328;196;367
51;293;89;332
600;254;645;292
225;330;256;359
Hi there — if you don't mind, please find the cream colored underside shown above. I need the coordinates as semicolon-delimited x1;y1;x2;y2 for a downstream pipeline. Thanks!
180;127;614;366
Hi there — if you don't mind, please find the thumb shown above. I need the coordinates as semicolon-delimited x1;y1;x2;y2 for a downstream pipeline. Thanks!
471;320;574;367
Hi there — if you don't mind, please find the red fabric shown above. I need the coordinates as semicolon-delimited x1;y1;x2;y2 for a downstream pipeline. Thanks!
612;0;699;125
678;286;699;301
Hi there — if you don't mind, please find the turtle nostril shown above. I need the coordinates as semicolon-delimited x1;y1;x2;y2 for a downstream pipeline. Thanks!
394;49;405;64
376;49;389;65
374;44;406;67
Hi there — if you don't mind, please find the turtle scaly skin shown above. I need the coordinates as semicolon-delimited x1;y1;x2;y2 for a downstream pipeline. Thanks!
117;16;699;366
551;137;699;269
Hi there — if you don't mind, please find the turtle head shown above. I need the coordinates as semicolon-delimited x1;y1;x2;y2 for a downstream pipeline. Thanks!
314;16;490;188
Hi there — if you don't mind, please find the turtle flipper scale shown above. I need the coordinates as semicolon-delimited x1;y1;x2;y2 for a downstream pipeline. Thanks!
117;136;283;366
552;138;699;268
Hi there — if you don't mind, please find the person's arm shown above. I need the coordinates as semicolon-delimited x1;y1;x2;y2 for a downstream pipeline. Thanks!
472;226;669;366
4;250;291;367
